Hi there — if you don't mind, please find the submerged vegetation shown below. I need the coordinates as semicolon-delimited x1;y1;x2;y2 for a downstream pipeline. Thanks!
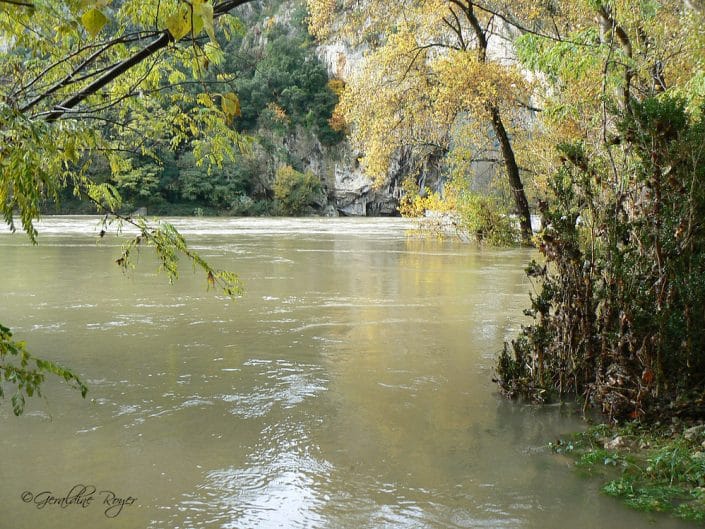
498;96;705;422
398;177;520;245
478;2;705;424
554;422;705;522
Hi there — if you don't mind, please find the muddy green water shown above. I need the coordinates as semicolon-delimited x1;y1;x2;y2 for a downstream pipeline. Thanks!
0;217;691;529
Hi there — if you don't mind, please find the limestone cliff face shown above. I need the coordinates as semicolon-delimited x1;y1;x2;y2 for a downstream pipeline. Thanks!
252;121;400;216
313;39;403;216
238;1;401;216
317;41;365;80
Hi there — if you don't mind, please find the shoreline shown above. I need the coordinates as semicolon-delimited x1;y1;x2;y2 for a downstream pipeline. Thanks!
554;421;705;523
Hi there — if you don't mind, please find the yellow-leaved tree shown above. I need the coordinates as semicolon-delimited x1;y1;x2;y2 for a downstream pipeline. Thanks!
308;0;538;243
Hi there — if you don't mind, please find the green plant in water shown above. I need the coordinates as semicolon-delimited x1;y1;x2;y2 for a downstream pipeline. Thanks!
398;176;520;246
456;192;519;246
554;423;705;522
497;96;705;421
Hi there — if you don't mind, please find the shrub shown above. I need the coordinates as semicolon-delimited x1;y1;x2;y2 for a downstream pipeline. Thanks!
496;96;705;422
399;178;518;245
456;193;519;246
273;165;324;215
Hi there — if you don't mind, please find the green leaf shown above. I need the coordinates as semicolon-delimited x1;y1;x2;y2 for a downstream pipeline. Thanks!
80;7;108;38
11;392;25;416
197;93;214;108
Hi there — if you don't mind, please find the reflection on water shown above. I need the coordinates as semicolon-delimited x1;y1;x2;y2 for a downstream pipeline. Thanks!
0;217;689;529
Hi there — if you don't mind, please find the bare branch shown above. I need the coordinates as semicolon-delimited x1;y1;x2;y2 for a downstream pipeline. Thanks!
14;32;161;105
443;7;467;50
473;1;599;48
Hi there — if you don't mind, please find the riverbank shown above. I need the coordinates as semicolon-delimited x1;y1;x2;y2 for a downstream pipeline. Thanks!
554;421;705;523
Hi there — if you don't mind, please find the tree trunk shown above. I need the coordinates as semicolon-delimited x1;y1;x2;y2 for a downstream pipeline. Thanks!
489;106;532;243
462;1;532;243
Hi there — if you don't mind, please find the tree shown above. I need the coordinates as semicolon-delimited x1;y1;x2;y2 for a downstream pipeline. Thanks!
307;0;535;242
227;11;344;146
0;0;260;414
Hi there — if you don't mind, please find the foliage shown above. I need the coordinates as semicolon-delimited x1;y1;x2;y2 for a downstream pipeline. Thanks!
307;0;535;242
229;194;274;216
397;178;451;218
227;8;344;146
41;1;341;217
113;162;162;200
399;176;518;245
498;97;705;420
456;193;518;246
0;0;259;414
553;422;705;522
0;324;87;416
176;151;250;208
273;164;323;214
495;0;705;421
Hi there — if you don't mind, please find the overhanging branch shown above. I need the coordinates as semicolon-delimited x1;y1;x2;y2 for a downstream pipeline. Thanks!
36;0;253;122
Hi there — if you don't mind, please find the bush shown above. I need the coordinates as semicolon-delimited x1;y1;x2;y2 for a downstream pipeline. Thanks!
228;17;344;146
496;96;705;422
229;195;274;216
456;193;519;246
399;178;519;245
273;165;324;215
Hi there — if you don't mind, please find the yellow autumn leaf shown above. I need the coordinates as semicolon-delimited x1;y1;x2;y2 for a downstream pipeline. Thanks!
221;92;241;119
81;7;108;37
194;0;217;43
166;6;191;41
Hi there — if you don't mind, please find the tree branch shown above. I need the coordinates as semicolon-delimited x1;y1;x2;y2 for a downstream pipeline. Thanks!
16;32;160;110
0;0;33;7
443;7;467;50
34;0;253;122
472;1;599;48
596;3;634;113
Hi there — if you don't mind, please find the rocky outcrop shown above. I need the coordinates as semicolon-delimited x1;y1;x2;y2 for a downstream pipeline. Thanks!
317;41;366;80
314;39;401;216
331;157;399;216
239;1;407;216
271;125;400;216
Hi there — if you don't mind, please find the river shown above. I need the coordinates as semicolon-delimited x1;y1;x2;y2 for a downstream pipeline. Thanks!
0;217;690;529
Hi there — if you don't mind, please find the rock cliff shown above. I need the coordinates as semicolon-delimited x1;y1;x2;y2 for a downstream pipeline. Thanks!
241;0;402;216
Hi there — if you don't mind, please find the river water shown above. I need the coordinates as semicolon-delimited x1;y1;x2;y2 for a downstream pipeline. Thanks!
0;217;690;529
